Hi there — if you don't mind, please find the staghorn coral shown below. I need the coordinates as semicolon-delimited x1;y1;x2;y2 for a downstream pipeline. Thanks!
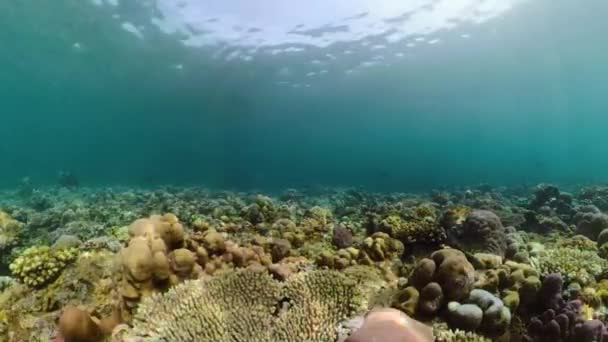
121;269;367;342
9;245;78;288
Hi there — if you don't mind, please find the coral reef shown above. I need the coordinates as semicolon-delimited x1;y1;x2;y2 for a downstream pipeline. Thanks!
3;184;608;341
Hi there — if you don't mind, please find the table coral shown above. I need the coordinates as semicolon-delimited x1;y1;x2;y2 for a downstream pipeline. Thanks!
120;269;368;342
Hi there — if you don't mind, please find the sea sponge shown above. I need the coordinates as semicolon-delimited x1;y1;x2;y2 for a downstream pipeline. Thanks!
9;245;78;288
121;269;367;341
0;211;23;250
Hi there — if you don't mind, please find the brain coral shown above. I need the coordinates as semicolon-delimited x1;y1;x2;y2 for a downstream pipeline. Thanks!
446;210;507;257
9;245;78;288
122;269;366;342
0;211;23;250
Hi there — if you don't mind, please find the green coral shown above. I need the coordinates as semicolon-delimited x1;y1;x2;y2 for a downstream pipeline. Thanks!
377;204;444;244
555;235;597;252
0;211;23;250
531;248;607;285
433;322;491;342
124;269;367;341
9;246;78;288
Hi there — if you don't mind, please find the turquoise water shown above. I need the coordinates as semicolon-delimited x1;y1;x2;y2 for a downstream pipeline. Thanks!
2;0;608;191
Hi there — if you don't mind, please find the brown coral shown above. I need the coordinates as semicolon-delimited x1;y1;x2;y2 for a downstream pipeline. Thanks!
410;249;475;302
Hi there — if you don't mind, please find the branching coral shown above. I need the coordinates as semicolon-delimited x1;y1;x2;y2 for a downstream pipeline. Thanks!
121;269;367;342
530;247;607;285
9;245;78;288
432;322;491;342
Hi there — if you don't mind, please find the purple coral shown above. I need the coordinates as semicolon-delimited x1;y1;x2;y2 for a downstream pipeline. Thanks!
447;209;507;257
332;225;353;249
528;274;608;342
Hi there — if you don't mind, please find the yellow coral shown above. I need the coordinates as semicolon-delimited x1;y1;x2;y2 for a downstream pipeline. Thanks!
0;211;23;250
9;246;78;288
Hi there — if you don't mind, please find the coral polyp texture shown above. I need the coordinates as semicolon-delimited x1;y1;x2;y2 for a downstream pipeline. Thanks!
0;211;23;250
121;269;365;342
9;245;78;288
5;184;608;341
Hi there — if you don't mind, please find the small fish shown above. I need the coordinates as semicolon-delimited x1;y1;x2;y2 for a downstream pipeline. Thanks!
346;308;434;342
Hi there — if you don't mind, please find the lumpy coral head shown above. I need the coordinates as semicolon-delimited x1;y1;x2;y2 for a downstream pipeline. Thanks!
346;308;434;342
58;306;104;342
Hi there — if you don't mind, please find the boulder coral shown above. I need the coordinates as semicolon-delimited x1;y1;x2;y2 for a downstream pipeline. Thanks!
446;289;511;335
358;232;404;264
119;214;201;315
0;211;23;251
410;249;475;302
446;210;508;257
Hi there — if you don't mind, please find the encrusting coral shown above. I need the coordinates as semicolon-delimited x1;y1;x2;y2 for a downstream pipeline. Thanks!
120;268;368;341
375;203;446;245
0;210;23;250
